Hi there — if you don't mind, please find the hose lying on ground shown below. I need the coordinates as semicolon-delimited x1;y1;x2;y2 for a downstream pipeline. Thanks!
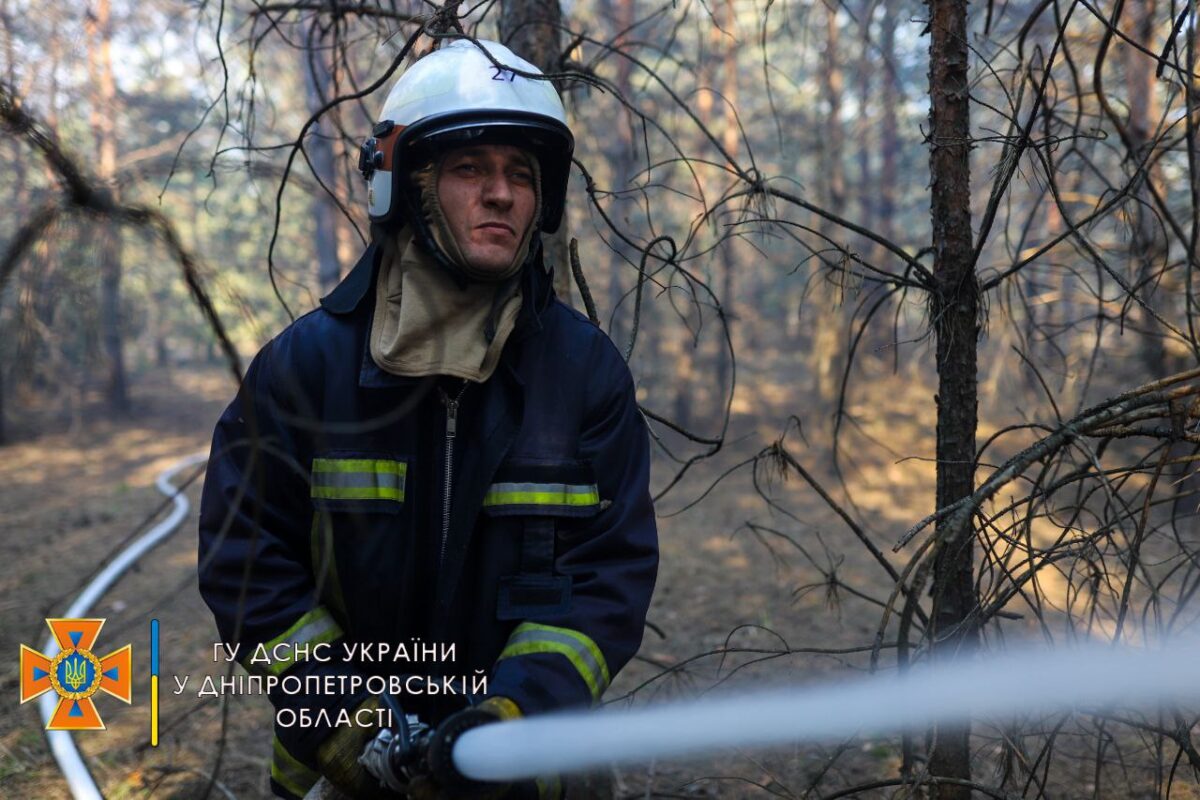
39;452;208;800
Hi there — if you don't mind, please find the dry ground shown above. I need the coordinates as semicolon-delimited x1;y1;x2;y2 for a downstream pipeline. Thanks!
0;356;1196;799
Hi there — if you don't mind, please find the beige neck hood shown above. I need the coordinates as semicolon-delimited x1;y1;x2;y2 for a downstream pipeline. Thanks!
368;229;523;382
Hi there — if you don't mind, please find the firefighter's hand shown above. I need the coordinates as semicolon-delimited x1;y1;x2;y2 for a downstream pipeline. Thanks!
315;696;399;797
418;696;521;799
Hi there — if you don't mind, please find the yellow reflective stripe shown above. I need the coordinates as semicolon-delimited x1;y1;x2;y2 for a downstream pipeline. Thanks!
271;736;319;798
251;606;343;677
312;458;406;475
500;641;605;700
483;490;600;506
498;623;610;702
482;483;600;507
311;458;406;502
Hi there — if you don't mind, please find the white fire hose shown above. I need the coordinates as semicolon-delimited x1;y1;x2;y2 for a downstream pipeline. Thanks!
40;452;208;800
453;640;1200;781
308;638;1200;798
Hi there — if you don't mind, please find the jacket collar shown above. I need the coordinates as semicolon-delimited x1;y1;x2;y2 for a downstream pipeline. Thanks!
320;242;381;315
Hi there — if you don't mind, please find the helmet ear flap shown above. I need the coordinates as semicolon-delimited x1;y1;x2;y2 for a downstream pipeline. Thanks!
363;124;405;227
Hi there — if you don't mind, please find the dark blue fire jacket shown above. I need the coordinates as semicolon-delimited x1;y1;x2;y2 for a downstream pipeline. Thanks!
198;245;658;797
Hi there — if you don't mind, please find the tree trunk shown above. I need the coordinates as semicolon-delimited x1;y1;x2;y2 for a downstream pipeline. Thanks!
0;0;12;444
879;0;900;249
927;0;978;797
87;0;129;415
0;349;6;445
1121;0;1174;377
304;33;343;294
693;5;735;422
334;124;360;281
812;4;846;405
500;0;570;305
98;229;127;412
714;0;738;418
856;0;875;236
602;0;637;350
14;23;61;397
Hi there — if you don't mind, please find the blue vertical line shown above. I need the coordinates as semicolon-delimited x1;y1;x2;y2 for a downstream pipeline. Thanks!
150;619;159;677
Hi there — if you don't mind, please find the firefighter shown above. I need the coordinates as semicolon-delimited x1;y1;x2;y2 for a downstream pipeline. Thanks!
198;38;658;799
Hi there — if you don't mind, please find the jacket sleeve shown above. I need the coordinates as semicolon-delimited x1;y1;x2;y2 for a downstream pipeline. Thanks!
198;334;367;790
486;336;659;713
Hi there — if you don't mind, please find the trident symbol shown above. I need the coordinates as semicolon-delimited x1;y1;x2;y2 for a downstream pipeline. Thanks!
64;654;88;691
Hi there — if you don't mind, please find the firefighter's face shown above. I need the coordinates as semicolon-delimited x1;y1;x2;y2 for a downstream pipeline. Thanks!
437;144;537;274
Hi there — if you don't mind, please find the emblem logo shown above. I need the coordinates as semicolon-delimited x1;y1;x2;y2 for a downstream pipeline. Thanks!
20;619;132;730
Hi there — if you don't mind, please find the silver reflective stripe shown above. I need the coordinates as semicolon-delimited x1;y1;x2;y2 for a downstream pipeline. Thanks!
314;472;401;490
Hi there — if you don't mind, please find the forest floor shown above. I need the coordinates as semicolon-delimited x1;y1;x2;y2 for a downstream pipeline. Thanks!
0;357;1196;799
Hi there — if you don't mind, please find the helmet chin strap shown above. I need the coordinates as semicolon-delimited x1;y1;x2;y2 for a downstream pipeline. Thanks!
411;157;543;285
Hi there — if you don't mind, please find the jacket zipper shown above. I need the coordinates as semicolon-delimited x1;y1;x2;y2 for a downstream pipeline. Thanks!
439;381;468;568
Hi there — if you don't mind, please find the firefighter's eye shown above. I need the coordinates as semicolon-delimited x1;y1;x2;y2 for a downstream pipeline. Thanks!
451;161;480;175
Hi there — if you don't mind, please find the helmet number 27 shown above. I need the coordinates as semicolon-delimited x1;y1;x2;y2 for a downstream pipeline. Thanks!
491;67;517;82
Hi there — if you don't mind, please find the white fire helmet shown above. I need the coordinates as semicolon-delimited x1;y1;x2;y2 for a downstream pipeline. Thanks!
359;38;574;244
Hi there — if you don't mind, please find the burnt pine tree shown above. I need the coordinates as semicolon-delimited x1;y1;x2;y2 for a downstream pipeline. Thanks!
927;0;978;797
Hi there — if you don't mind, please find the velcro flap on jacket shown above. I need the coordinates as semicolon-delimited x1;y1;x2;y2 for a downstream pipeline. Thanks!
482;460;601;518
310;454;406;513
496;574;573;620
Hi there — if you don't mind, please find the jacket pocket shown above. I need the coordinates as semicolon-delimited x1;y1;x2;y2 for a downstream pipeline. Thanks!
309;453;407;514
482;459;601;620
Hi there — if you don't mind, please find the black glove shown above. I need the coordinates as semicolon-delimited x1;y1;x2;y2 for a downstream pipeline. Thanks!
411;696;521;800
